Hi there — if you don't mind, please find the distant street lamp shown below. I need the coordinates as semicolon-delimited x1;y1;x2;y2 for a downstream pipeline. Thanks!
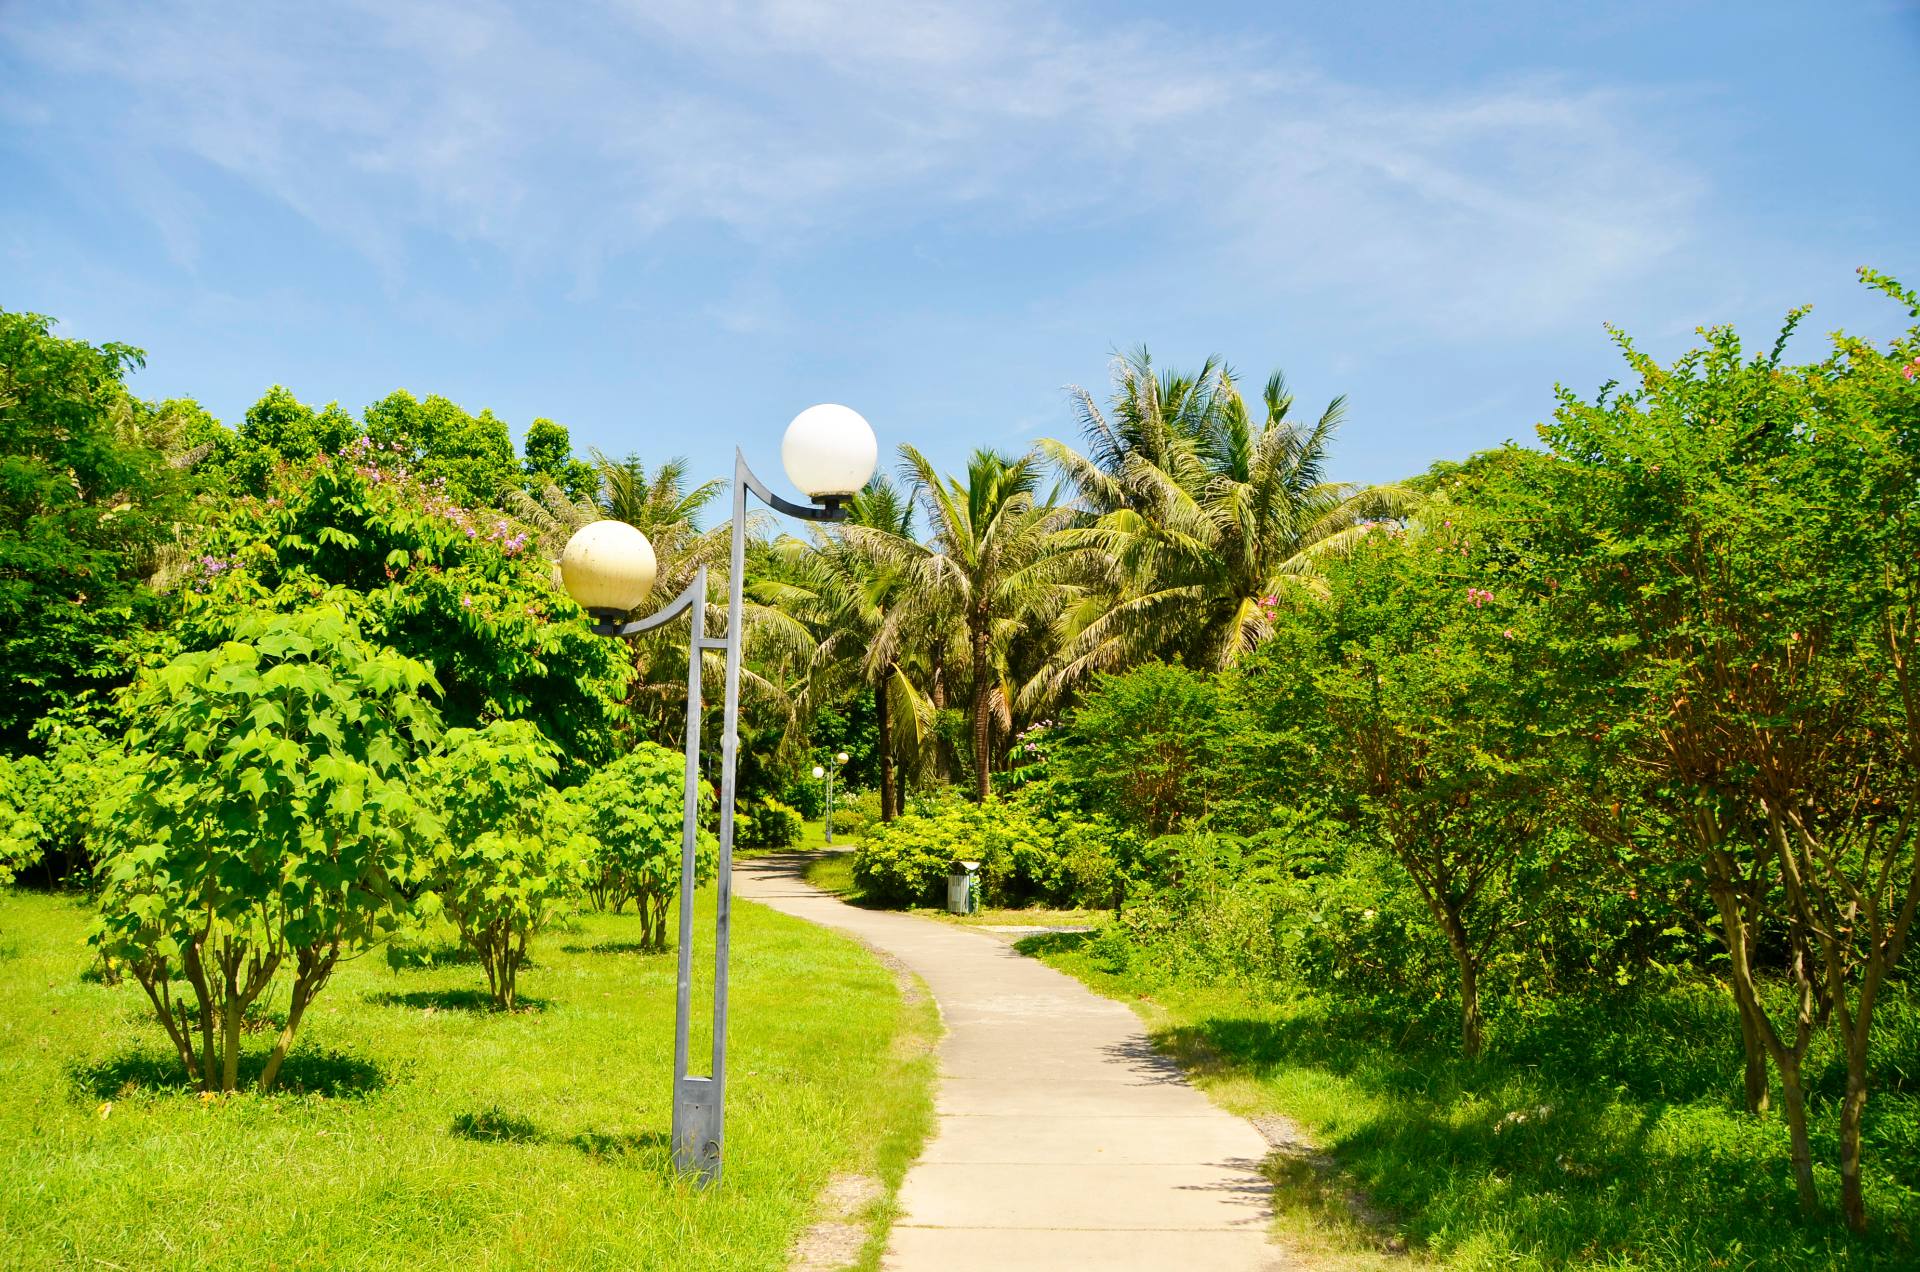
821;750;850;844
560;404;877;1183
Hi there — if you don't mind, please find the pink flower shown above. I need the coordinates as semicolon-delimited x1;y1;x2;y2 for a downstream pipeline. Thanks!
1502;628;1515;640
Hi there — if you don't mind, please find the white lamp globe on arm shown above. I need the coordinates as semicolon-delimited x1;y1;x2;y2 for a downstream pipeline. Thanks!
781;404;878;504
559;520;658;617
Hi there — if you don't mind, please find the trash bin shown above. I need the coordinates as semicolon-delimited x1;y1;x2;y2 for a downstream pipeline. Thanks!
946;860;982;915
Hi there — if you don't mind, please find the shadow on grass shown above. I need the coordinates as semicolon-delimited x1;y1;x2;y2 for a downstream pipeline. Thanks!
368;988;548;1014
559;940;669;956
451;1107;670;1164
1153;1003;1919;1267
382;942;546;972
70;1045;387;1099
1013;930;1094;958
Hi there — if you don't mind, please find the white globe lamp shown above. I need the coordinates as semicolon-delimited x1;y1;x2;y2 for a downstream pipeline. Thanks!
781;404;877;506
560;519;658;616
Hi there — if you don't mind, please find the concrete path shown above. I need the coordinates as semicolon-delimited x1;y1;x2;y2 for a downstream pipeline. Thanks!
735;854;1286;1271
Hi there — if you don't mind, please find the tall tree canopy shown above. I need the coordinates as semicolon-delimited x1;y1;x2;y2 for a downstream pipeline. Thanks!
0;310;185;750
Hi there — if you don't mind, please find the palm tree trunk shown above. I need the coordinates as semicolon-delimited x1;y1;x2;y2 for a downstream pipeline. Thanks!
970;623;991;803
876;670;897;821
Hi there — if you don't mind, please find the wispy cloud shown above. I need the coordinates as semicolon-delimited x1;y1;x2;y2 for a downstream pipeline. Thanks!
5;0;1702;333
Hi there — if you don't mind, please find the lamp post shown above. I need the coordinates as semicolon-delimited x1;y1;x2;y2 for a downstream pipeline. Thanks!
559;404;876;1184
821;750;849;844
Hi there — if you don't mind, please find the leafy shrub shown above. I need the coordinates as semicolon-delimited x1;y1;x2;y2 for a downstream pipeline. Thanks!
740;797;802;849
0;758;43;887
0;722;126;887
565;743;715;951
1058;663;1231;837
419;721;585;1010
830;789;879;837
853;793;1129;909
91;603;441;1092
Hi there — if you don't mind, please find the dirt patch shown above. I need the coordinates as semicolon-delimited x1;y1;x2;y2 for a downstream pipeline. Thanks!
789;1220;866;1271
1249;1114;1406;1256
790;1172;885;1270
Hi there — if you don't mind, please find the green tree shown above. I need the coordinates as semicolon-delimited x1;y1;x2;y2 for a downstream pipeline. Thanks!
363;389;517;508
1519;279;1920;1229
566;743;716;952
1314;518;1557;1058
188;445;628;778
521;418;596;502
224;385;360;495
91;604;441;1092
1059;662;1229;838
420;720;585;1010
0;310;184;750
777;476;929;820
1038;347;1407;698
872;447;1075;801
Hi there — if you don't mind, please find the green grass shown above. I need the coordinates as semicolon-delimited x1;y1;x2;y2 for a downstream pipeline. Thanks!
1026;930;1920;1271
0;886;937;1270
804;847;862;899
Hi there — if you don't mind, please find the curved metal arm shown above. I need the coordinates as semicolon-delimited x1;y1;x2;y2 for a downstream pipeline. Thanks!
736;449;850;523
587;572;706;638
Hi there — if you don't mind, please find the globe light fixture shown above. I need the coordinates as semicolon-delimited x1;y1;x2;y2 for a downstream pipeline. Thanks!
781;404;878;507
560;520;658;618
835;751;849;765
812;765;826;779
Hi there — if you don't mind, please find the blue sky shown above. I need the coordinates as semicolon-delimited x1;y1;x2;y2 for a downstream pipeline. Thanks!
3;1;1917;495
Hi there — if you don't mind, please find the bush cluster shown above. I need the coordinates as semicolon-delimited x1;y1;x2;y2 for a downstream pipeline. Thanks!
852;791;1131;909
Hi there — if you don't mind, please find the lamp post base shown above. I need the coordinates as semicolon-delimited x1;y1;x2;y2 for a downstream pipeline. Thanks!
672;1075;723;1182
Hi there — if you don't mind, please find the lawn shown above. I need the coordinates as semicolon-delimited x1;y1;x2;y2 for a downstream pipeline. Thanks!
0;886;937;1270
1026;931;1920;1272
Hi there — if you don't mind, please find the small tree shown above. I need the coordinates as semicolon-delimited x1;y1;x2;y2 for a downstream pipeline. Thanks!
1315;520;1557;1058
1516;276;1920;1229
566;743;715;952
91;603;440;1092
1059;662;1229;839
419;720;585;1010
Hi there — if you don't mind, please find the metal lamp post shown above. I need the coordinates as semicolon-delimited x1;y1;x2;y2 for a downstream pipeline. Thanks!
559;403;877;1184
821;750;849;844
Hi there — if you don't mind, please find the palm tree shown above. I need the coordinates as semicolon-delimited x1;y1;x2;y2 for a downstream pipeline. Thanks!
772;477;933;820
865;446;1076;801
1035;348;1409;703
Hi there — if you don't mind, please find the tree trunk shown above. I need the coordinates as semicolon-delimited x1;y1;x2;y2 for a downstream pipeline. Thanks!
1738;1001;1771;1116
1777;1051;1819;1213
877;671;897;822
1839;1038;1871;1234
183;937;218;1092
1702;842;1772;1115
258;950;333;1094
136;967;201;1083
221;993;242;1093
970;623;991;803
1445;928;1484;1059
